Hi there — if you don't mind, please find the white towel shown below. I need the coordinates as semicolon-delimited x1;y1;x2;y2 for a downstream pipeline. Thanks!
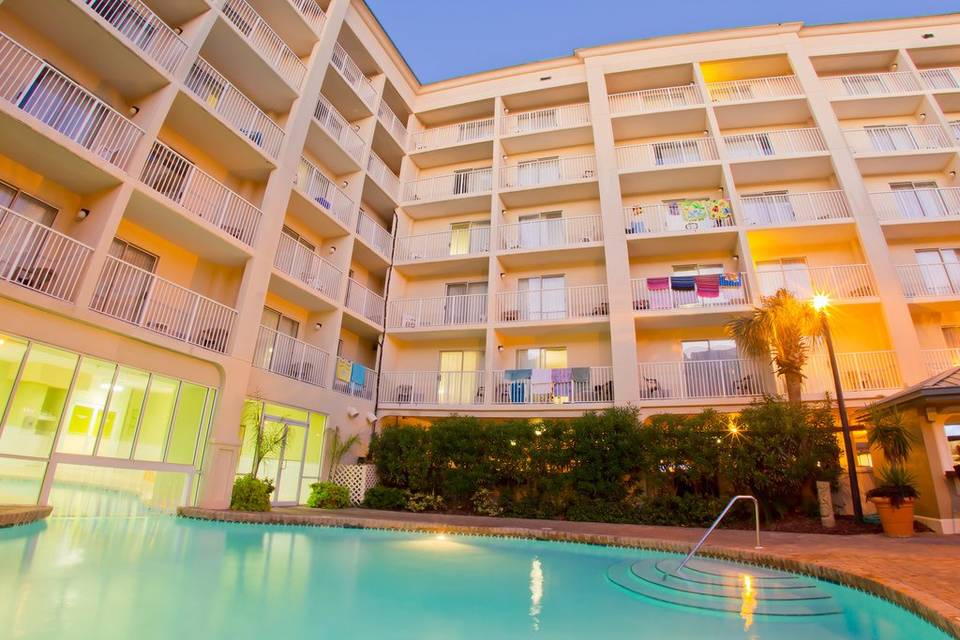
531;368;552;395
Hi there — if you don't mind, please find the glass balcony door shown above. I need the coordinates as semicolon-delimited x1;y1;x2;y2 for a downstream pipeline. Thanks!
890;181;944;219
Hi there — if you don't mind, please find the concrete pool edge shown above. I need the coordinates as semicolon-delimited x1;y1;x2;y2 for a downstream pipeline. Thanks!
0;505;51;528
178;506;960;639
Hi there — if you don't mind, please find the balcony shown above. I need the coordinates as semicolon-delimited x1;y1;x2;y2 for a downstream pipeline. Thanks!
0;31;144;191
756;264;876;302
393;226;490;276
823;71;920;97
366;152;401;210
783;350;902;397
344;278;385;328
843;124;955;174
495;284;609;328
870;187;960;238
290;0;326;32
272;232;342;309
401;168;492;217
498;155;598;207
616;138;720;193
491;367;613;405
306;94;364;174
623;201;735;244
355;211;393;260
380;370;484;406
0;206;92;302
896;263;960;303
723;128;829;182
919;67;960;91
331;357;377;400
741;190;851;228
608;85;706;141
252;325;329;387
377;100;408;149
638;359;767;401
79;0;187;74
407;117;495;167
91;256;237;353
386;293;487;332
631;273;750;325
498;215;603;268
291;157;355;235
922;348;960;376
327;43;377;117
500;103;591;154
706;75;803;104
609;84;703;115
708;76;807;129
952;120;960;142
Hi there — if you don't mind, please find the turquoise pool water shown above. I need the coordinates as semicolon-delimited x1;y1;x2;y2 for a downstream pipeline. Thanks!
0;514;951;640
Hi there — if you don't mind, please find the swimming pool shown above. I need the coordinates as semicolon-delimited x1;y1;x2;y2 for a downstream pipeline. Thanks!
0;515;951;639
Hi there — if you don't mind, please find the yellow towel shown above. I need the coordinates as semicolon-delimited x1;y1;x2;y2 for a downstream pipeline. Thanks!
335;360;352;382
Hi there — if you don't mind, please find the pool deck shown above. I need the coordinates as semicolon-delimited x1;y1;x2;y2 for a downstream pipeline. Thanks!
0;505;51;528
180;506;960;638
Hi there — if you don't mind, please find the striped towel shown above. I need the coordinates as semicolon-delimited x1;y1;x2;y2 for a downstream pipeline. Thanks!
695;274;721;298
670;275;696;291
646;276;670;291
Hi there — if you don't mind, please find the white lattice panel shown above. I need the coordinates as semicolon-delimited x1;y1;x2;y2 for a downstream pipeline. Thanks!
332;464;378;505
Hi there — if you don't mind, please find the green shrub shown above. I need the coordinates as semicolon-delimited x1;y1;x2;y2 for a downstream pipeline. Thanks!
405;492;445;513
230;475;273;512
471;488;503;517
362;486;410;510
306;482;350;509
566;497;636;523
369;424;432;491
636;495;726;527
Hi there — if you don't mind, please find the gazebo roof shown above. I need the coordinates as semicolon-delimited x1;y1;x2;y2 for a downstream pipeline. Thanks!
872;367;960;410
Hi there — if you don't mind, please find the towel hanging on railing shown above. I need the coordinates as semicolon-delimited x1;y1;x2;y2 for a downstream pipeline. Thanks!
695;274;721;298
719;272;742;287
670;275;696;291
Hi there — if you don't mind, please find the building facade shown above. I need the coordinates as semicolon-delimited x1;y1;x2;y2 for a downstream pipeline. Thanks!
0;1;958;524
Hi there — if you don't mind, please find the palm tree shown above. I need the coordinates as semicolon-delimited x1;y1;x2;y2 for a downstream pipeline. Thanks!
726;289;821;405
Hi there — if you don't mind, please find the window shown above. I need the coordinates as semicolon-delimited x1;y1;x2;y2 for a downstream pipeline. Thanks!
653;139;701;165
518;211;563;248
516;347;567;370
915;248;960;295
448;220;489;255
518;275;567;320
890;181;944;219
0;181;60;286
453;168;491;195
945;423;960;467
942;326;960;349
57;357;117;455
865;125;917;152
756;257;811;298
444;282;487;324
517;157;560;186
438;351;484;404
681;339;751;398
259;307;301;374
742;190;794;225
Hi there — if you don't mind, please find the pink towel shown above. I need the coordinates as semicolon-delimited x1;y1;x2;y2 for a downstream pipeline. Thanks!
695;274;720;298
647;276;669;291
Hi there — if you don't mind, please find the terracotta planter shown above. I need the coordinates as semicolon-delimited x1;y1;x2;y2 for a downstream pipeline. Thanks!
869;496;915;538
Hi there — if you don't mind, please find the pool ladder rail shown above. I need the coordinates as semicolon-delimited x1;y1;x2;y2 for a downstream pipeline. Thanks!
674;495;762;576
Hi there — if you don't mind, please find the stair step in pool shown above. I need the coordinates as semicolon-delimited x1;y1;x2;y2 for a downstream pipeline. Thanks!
652;559;815;589
630;561;829;601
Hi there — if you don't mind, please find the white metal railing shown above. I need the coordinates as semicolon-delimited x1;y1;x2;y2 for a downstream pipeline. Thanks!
638;359;768;399
356;211;392;258
897;263;960;298
140;141;261;246
216;0;305;88
499;215;602;250
870;187;960;221
408;117;495;152
0;206;91;302
501;103;590;136
367;152;400;202
80;0;186;73
184;56;283;158
274;232;342;300
952;120;960;142
253;325;328;387
723;127;826;159
616;138;718;171
499;155;597;190
843;124;953;155
921;348;960;376
741;190;851;227
331;357;376;400
345;278;384;326
608;84;703;114
295;157;354;227
632;273;749;311
784;350;902;395
380;370;485;405
91;256;236;352
290;0;326;31
377;100;408;146
756;264;875;300
822;71;921;97
623;201;734;235
496;284;608;323
394;226;490;262
314;94;363;161
330;42;376;109
492;367;613;404
919;67;960;91
387;292;487;329
0;31;144;170
706;75;802;103
402;168;492;202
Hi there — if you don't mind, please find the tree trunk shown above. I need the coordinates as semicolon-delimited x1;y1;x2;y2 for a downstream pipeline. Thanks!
784;372;803;406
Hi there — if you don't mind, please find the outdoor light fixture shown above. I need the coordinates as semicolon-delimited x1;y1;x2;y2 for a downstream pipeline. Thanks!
76;208;90;221
891;62;899;70
128;106;140;116
499;272;505;279
950;171;957;178
341;180;348;188
497;345;504;352
920;112;927;120
314;322;322;330
329;246;337;254
347;407;360;418
174;27;183;35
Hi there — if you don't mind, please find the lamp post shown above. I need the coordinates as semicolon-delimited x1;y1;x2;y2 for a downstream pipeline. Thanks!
812;294;864;523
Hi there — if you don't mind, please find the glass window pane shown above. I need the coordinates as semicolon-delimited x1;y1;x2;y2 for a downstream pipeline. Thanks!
0;456;46;504
57;358;117;455
165;383;207;465
263;402;308;424
0;344;78;457
98;367;149;459
134;376;179;462
303;413;326;479
196;389;214;473
236;399;261;475
0;335;28;420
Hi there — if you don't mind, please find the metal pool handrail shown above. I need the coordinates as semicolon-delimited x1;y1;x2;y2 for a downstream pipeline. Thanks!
674;495;761;575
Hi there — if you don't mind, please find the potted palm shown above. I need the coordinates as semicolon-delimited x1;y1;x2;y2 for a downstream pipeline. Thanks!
862;408;919;538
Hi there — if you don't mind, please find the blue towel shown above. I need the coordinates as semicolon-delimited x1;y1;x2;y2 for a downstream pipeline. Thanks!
505;368;532;381
719;273;742;287
510;381;526;403
670;275;696;291
350;363;366;386
316;196;331;209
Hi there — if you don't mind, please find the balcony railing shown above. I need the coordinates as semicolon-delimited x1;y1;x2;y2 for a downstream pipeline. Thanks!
499;155;597;190
331;357;376;400
608;84;703;115
253;325;328;387
330;43;376;110
631;273;749;311
345;278;384;326
870;187;960;221
380;370;485;405
897;263;960;298
402;168;492;202
377;100;408;146
0;206;91;302
624;202;734;236
922;348;960;376
499;215;602;251
394;226;490;262
80;0;186;73
783;350;902;395
387;293;487;329
216;0;305;88
740;190;851;227
723;127;826;160
314;94;364;161
91;256;236;353
408;117;495;152
367;152;400;202
616;138;719;171
843;124;953;155
274;232;342;300
952;120;960;142
295;157;354;227
501;103;590;136
706;75;803;103
919;67;960;91
184;56;283;158
290;0;326;30
140;141;261;246
757;264;875;300
822;71;921;97
0;31;145;170
492;367;613;404
496;284;609;323
356;211;392;258
638;359;768;400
